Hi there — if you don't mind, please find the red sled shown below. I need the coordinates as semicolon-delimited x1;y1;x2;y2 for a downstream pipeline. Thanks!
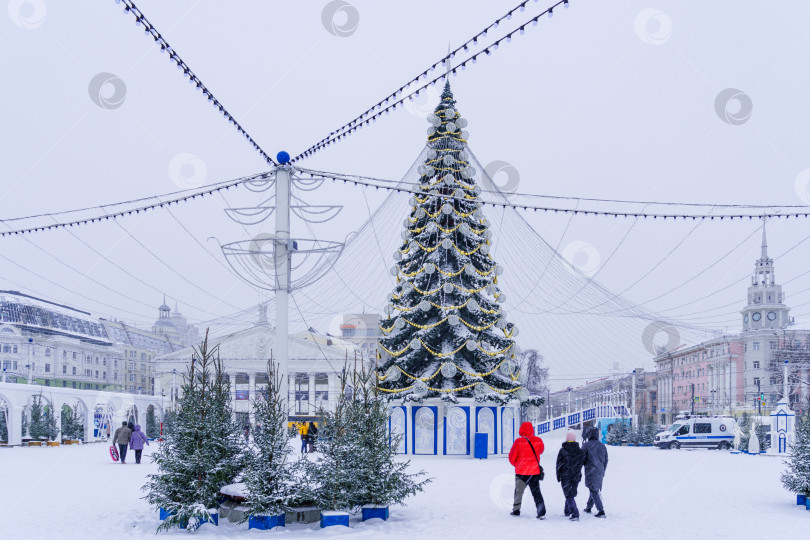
110;445;119;462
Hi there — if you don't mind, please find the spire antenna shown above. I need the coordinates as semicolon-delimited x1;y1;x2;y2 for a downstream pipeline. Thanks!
445;43;452;79
761;216;768;260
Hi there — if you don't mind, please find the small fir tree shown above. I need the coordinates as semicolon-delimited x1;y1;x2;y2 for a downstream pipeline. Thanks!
27;393;46;440
344;362;430;508
781;408;810;496
145;405;159;439
144;331;244;531
0;404;8;442
43;404;58;441
243;362;293;519
60;403;84;440
308;367;360;512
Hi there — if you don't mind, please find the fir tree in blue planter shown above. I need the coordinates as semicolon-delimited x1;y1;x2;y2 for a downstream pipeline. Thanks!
144;331;244;532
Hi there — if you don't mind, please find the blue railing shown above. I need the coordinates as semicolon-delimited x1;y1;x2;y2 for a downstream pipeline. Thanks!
536;422;550;435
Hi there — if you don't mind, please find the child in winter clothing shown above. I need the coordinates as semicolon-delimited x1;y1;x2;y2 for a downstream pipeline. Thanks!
556;431;585;521
129;424;149;464
507;422;547;519
582;426;609;518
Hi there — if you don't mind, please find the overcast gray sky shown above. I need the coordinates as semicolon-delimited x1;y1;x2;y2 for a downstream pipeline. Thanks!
3;1;810;383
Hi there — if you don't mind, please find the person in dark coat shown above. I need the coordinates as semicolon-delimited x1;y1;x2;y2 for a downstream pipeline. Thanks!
556;431;585;521
581;426;609;518
307;422;318;453
507;421;547;519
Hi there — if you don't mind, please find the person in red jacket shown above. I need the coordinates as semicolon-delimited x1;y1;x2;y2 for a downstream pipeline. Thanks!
508;421;547;519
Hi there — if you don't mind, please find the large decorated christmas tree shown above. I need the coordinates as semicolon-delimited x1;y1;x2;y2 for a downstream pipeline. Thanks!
376;81;524;404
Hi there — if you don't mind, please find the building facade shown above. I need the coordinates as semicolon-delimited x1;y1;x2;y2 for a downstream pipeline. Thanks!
152;324;357;424
0;291;190;396
655;224;810;423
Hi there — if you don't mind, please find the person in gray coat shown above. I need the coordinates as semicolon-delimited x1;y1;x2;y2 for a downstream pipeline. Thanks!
581;426;608;518
112;421;132;464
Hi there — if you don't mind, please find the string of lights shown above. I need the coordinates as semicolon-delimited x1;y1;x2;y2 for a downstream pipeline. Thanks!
298;168;808;221
0;171;271;237
311;169;810;210
116;0;276;166
291;0;571;162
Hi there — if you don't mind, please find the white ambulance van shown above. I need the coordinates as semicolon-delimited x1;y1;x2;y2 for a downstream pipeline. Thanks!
654;416;736;450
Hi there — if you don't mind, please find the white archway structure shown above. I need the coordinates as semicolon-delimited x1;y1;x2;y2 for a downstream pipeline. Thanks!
0;382;163;445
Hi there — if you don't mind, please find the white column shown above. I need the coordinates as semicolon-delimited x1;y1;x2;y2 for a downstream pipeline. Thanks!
308;373;315;415
8;405;23;446
783;360;789;404
327;373;338;413
275;165;292;420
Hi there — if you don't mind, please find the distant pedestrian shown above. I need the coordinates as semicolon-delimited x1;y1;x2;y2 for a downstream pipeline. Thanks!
582;426;609;518
244;424;250;442
556;431;585;521
307;422;318;453
112;421;132;464
129;424;149;464
105;424;111;441
507;421;547;519
299;422;308;454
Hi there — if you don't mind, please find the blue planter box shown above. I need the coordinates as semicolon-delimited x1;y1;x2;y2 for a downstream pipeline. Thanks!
249;514;285;530
797;494;806;506
361;505;389;522
320;511;349;528
158;508;217;528
806;498;810;511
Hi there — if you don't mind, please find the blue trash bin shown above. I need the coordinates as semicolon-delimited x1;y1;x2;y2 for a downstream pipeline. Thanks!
474;432;488;459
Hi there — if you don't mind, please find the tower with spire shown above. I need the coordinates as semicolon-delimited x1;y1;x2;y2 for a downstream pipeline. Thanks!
741;220;791;333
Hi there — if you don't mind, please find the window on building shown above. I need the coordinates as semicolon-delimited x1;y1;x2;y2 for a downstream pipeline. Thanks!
770;341;777;350
44;363;50;373
129;362;135;370
85;369;91;377
95;357;99;365
72;352;77;359
44;379;50;386
13;361;17;370
753;361;760;369
315;373;329;408
140;363;145;372
103;358;106;366
114;359;118;368
114;373;118;381
770;376;778;385
61;350;66;358
744;343;747;352
753;377;760;387
130;351;136;359
94;370;98;378
103;371;106;379
62;365;66;374
2;345;9;353
141;353;146;361
295;374;309;415
72;367;77;375
62;381;66;387
752;342;760;351
129;374;135;382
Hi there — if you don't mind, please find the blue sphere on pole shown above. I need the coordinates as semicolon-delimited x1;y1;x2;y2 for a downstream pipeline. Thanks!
277;151;291;164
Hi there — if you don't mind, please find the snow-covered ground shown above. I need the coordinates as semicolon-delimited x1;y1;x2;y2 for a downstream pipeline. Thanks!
0;437;806;539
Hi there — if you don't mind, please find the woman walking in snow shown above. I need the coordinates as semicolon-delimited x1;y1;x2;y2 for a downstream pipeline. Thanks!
129;424;149;464
507;421;547;519
556;431;585;521
582;426;608;518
